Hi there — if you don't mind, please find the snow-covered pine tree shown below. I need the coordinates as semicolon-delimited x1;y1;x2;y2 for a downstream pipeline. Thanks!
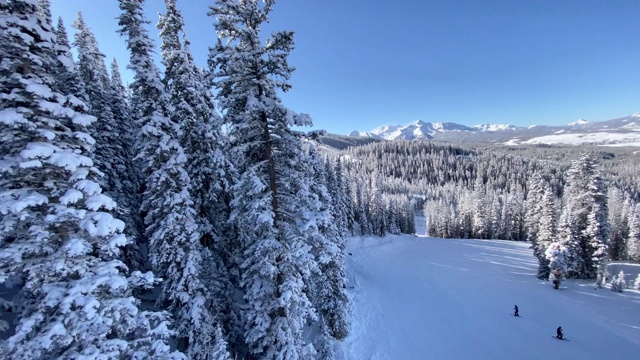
369;172;386;236
525;173;545;242
525;171;545;244
158;0;235;279
52;17;88;102
108;57;146;270
333;157;355;235
472;189;488;239
385;195;401;235
73;13;145;272
546;207;579;281
488;195;503;239
607;188;629;261
535;183;556;279
633;273;640;290
36;0;50;23
72;13;119;177
585;172;610;282
504;190;524;240
38;0;84;100
209;0;323;357
610;270;626;292
156;0;232;358
305;147;350;344
0;1;179;357
323;158;342;231
118;0;231;358
557;154;610;279
354;181;372;235
628;203;640;262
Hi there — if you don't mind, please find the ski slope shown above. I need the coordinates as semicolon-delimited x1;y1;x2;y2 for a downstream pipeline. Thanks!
339;222;640;359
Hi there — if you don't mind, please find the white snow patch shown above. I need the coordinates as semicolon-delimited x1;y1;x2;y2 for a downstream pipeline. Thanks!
85;194;116;211
0;109;28;125
59;189;84;205
24;81;53;99
525;132;640;147
71;113;96;127
503;139;521;146
19;160;42;168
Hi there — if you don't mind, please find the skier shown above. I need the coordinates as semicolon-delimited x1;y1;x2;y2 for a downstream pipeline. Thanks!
556;326;563;340
514;305;519;317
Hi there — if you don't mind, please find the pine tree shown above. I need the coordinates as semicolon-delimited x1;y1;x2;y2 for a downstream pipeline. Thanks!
157;0;231;358
159;0;234;276
610;270;626;292
118;0;233;358
633;273;640;290
73;14;146;274
209;0;325;357
607;188;629;261
526;173;545;243
334;157;355;235
557;154;610;279
36;0;50;23
585;172;609;282
306;148;350;342
535;185;556;279
0;1;179;358
369;172;386;236
52;17;88;101
547;207;579;280
354;182;371;235
108;57;146;270
39;0;84;99
627;203;640;262
72;13;118;175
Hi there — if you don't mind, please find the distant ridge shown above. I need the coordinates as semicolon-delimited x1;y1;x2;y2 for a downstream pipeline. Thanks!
347;113;640;147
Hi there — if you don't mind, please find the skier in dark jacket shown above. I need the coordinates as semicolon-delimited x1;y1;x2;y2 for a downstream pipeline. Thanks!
556;326;563;339
514;305;519;316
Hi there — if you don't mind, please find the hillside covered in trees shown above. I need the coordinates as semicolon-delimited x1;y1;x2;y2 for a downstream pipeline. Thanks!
333;139;640;283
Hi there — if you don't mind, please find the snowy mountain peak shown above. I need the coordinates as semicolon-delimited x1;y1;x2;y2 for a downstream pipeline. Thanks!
567;119;589;126
349;130;373;137
350;120;481;141
473;124;517;132
347;112;640;146
371;124;400;135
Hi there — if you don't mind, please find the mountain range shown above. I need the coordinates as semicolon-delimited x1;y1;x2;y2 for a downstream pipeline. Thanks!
346;113;640;147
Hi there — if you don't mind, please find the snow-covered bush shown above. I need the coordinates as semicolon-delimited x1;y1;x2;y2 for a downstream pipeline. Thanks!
610;270;627;292
633;274;640;290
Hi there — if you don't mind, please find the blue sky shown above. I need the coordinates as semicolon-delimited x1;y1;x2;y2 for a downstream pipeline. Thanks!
51;0;640;135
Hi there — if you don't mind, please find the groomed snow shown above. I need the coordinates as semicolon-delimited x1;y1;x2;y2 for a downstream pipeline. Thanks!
339;219;640;359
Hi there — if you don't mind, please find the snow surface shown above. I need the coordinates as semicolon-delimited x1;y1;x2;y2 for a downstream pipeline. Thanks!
523;131;640;147
339;218;640;359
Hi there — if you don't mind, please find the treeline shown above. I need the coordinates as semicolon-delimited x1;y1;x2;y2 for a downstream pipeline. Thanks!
337;140;640;279
0;1;356;359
